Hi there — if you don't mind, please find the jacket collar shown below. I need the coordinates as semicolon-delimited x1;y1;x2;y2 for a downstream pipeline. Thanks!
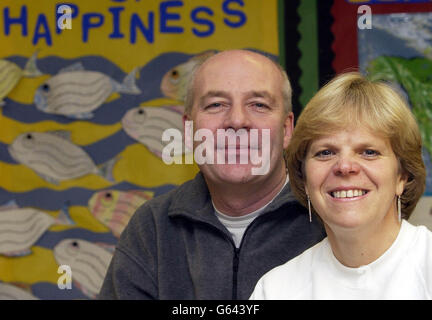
168;172;299;226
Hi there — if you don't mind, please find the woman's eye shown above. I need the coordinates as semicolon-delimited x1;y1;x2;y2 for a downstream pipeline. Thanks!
315;150;334;158
363;149;380;157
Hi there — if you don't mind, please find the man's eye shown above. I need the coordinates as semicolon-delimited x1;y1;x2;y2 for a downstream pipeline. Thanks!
206;103;222;109
253;103;268;109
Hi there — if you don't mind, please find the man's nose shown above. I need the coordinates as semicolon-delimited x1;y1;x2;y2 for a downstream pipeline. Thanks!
223;103;251;130
333;155;360;176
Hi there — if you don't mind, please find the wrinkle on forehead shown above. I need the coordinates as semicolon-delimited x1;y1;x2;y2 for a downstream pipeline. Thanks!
196;50;280;79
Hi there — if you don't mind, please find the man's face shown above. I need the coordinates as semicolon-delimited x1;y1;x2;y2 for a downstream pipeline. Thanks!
185;51;293;186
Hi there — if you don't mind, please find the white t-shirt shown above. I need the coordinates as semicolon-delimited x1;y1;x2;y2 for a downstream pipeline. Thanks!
250;220;432;300
214;175;289;248
214;206;263;248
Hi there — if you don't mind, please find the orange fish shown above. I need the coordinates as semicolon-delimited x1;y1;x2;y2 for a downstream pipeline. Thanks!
88;190;153;237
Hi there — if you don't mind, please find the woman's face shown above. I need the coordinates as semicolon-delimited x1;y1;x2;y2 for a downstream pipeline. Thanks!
304;126;406;231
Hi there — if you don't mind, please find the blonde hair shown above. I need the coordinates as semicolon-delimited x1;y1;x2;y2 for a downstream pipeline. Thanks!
287;72;426;219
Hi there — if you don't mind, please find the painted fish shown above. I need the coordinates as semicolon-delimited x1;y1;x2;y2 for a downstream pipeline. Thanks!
0;201;73;256
8;131;118;184
122;105;185;158
88;189;153;238
54;239;113;298
160;51;216;101
0;283;39;300
34;62;141;119
0;51;42;106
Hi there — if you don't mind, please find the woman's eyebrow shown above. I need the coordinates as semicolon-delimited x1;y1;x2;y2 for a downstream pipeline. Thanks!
310;140;386;150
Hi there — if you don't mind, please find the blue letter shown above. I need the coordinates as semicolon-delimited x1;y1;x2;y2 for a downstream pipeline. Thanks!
130;12;154;44
191;7;214;38
4;6;27;36
109;7;125;39
160;0;183;33
33;14;52;46
223;0;246;28
56;3;78;34
82;13;104;43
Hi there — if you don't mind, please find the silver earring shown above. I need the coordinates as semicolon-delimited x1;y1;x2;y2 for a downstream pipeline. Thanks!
307;195;312;223
397;195;402;223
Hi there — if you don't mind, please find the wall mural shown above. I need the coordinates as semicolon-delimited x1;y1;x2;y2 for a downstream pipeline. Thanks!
0;0;282;299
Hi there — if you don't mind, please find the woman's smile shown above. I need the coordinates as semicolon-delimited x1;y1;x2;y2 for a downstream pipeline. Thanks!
328;187;369;200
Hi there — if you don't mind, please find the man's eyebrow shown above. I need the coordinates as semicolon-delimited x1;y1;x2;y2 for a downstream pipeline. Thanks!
199;90;276;104
245;90;275;102
198;91;230;104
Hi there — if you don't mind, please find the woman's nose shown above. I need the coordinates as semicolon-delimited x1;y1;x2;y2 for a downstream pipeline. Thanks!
333;155;360;176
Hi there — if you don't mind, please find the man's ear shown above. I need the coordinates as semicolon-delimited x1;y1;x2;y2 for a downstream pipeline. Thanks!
283;112;294;149
182;113;190;126
183;114;193;152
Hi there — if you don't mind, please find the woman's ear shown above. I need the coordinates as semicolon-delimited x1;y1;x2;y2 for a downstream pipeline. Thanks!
396;171;408;197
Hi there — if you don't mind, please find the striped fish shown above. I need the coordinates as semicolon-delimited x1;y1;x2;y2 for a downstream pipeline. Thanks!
53;239;113;298
34;62;141;119
8;131;117;184
160;51;216;101
0;202;73;256
0;283;39;300
88;189;153;238
122;105;185;158
0;51;42;106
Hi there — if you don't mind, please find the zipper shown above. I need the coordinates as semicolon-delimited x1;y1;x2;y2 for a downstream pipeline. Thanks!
175;208;279;299
232;248;240;299
230;213;267;300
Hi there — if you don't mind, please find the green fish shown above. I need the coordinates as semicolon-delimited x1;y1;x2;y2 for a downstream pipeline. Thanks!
0;51;42;106
367;56;432;157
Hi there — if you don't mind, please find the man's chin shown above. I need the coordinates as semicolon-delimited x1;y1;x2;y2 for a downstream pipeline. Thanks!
202;164;258;185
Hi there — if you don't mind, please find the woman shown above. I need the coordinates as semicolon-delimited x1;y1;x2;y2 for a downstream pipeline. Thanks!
250;72;432;299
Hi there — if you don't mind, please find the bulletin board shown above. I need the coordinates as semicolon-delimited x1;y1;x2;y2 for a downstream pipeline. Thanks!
0;0;283;299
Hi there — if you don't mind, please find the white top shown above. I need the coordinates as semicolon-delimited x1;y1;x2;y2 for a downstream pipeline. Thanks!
214;175;289;248
250;220;432;300
214;206;262;248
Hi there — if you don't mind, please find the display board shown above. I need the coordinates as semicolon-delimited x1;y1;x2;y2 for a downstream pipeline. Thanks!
0;0;282;299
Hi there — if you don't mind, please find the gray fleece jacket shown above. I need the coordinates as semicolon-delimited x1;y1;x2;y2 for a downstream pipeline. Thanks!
98;172;326;300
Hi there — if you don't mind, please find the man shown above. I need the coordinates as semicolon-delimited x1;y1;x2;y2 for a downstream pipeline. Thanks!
99;50;325;299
